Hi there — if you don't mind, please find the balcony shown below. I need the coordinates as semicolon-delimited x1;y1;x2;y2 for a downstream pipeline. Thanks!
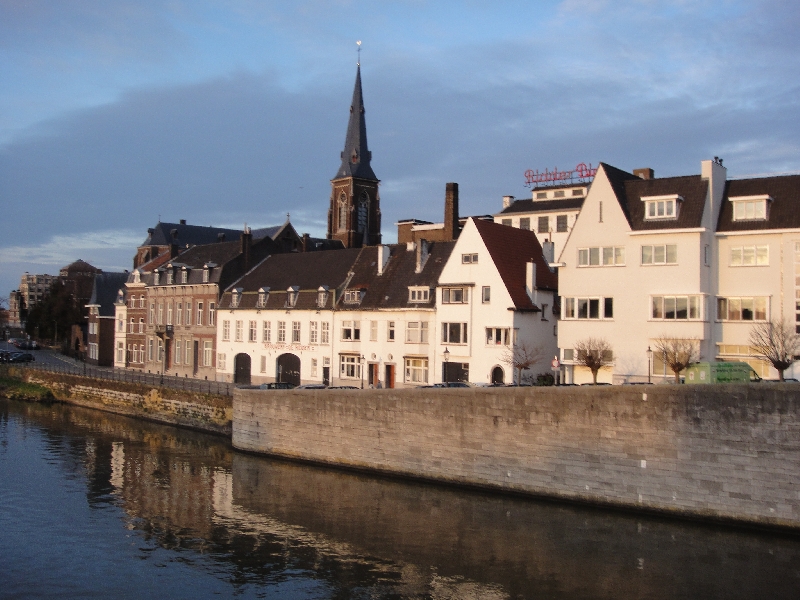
155;324;174;338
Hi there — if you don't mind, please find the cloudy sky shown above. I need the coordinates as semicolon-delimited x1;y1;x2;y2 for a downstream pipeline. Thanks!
1;0;799;297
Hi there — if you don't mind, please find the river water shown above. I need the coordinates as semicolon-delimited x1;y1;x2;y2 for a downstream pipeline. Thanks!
1;398;798;600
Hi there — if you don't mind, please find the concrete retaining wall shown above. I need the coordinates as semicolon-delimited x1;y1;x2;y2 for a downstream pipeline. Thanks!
234;384;800;529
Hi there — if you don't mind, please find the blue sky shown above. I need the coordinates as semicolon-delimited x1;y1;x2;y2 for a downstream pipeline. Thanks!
1;0;799;298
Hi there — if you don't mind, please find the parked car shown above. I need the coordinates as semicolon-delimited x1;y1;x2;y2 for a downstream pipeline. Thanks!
259;382;295;390
294;384;328;390
9;352;35;363
327;385;359;389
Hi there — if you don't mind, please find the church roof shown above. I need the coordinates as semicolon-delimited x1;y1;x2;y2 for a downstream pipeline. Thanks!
333;65;377;181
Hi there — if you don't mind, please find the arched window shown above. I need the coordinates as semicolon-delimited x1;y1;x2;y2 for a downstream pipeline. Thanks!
338;192;348;231
357;192;369;233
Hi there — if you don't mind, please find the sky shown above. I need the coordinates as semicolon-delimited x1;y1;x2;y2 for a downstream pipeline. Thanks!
1;0;799;299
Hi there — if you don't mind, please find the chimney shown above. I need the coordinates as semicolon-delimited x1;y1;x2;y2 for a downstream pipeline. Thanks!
170;228;178;239
217;233;226;242
502;195;515;208
415;239;430;273
240;229;252;269
444;182;459;241
525;260;537;304
633;168;654;180
179;219;186;225
542;240;555;264
377;245;391;275
302;233;310;252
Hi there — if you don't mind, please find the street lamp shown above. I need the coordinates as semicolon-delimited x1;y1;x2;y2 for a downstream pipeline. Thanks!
443;347;450;383
359;354;365;389
647;346;653;384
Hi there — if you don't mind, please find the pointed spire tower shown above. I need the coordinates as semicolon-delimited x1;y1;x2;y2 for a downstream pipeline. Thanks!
327;61;381;248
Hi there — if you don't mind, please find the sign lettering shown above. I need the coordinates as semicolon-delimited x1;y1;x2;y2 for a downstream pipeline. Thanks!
524;162;597;187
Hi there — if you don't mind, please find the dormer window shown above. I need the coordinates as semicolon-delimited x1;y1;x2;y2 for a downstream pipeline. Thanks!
408;287;430;302
153;271;160;285
181;268;189;284
257;287;269;308
166;268;174;285
202;267;209;283
343;289;361;304
642;195;681;220
286;286;299;308
231;288;242;308
731;195;770;221
317;286;329;308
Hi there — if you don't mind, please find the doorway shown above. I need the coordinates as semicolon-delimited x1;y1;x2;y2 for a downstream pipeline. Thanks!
277;353;301;387
234;353;251;385
368;363;379;387
491;366;504;385
384;364;395;389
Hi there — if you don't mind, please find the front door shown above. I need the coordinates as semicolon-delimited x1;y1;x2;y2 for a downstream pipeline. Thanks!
277;353;301;387
193;341;199;375
368;363;379;387
384;364;395;389
234;353;251;385
322;366;330;386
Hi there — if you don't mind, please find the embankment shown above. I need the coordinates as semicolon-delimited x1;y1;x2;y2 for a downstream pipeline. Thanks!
234;384;800;530
8;368;231;436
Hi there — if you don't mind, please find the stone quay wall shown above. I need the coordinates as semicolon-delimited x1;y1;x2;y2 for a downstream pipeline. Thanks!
23;370;232;436
234;384;800;530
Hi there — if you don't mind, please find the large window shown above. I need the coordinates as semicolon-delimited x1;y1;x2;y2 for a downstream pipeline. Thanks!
249;320;257;342
341;320;360;340
310;321;318;344
405;321;429;343
485;328;511;345
641;244;677;265
731;196;768;221
263;321;271;342
405;358;428;383
442;322;468;344
209;302;215;326
563;297;614;320
203;340;212;366
578;246;625;267
196;302;203;326
538;216;549;233
717;297;768;321
643;195;679;220
277;321;286;342
222;320;230;341
556;215;568;232
442;287;468;304
340;355;361;379
321;322;330;344
651;296;702;320
235;320;243;342
730;245;769;267
292;321;301;343
176;303;182;326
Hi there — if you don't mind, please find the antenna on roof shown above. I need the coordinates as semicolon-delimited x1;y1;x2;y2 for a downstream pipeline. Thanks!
357;40;361;66
286;212;290;222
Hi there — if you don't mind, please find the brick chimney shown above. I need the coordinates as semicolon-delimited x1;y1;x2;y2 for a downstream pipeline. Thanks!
240;227;252;269
633;168;654;180
302;233;310;252
444;182;459;241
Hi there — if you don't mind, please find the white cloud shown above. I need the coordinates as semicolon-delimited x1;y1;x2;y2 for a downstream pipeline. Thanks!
0;229;141;267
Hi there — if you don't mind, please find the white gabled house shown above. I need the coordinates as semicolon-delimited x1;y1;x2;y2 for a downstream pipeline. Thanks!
435;218;559;385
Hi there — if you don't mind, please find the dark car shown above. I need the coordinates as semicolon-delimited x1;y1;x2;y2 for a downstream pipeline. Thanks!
259;382;295;390
327;385;359;389
9;352;35;363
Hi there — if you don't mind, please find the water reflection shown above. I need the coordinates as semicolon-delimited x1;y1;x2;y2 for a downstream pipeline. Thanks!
2;398;799;599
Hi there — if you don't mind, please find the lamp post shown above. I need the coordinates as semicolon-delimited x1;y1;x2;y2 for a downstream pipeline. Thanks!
359;354;365;389
443;347;450;383
647;346;653;384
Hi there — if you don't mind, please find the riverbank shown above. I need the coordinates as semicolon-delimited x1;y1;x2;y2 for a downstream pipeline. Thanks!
1;367;231;436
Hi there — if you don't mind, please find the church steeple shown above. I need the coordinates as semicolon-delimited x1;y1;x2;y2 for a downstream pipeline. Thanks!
327;64;381;248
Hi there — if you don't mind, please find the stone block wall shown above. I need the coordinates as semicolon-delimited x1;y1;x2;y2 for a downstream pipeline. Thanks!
234;384;800;529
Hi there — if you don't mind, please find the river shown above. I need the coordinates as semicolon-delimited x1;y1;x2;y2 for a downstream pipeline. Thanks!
1;398;798;599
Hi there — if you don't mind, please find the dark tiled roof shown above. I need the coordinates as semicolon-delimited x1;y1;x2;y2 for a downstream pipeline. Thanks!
142;222;248;247
498;198;584;215
333;66;377;181
167;240;244;270
340;242;456;311
88;272;129;316
718;175;800;232
60;259;100;274
602;163;708;230
472;219;558;310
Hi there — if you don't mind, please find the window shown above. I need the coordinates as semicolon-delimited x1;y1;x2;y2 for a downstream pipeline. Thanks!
562;297;614;320
139;318;144;333
139;296;145;308
340;355;361;379
176;303;182;326
202;268;209;283
554;190;565;198
175;341;181;364
277;321;286;342
442;287;467;304
249;320;257;342
154;272;160;285
717;297;768;321
129;318;135;333
181;269;188;284
578;246;625;267
235;320;243;342
338;194;348;231
556;215;568;232
196;302;203;325
643;195;680;220
148;339;154;361
486;327;510;345
260;356;267;373
442;322;468;344
185;341;191;365
482;286;491;303
263;321;271;342
408;287;430;302
116;342;124;363
203;340;212;366
311;359;318;377
405;322;429;343
651;296;702;320
321;322;330;344
231;289;241;308
405;358;428;383
222;320;230;341
167;303;173;325
129;295;136;309
519;218;530;230
536;191;547;199
341;320;360;340
387;321;395;341
166;270;173;285
501;218;512;226
538;216;549;233
286;287;298;307
157;303;163;325
218;353;226;370
310;321;318;344
343;289;361;304
641;244;677;265
209;302;215;326
370;320;378;341
731;196;769;221
730;245;769;267
257;287;269;308
317;287;329;308
462;253;478;264
292;321;301;343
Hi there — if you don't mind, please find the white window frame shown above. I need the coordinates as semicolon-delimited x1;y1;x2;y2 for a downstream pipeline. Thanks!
650;295;703;321
341;320;360;341
321;322;330;344
731;195;769;221
249;320;257;342
404;357;428;383
441;322;468;345
642;194;680;220
405;321;429;344
292;321;301;343
562;297;614;320
578;246;625;267
716;297;769;322
730;245;769;267
408;287;430;302
641;244;677;265
485;327;511;346
277;321;286;342
442;287;468;304
310;321;318;344
222;320;230;341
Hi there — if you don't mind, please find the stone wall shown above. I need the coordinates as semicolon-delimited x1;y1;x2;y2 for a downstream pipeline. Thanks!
234;384;800;530
24;371;232;436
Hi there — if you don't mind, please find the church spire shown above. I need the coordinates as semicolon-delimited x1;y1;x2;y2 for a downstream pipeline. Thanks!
334;65;376;181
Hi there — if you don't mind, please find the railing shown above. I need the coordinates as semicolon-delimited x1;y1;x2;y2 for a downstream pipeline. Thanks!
13;360;233;397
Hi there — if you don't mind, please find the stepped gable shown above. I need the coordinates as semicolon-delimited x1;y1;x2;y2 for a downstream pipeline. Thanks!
473;219;557;311
718;174;800;232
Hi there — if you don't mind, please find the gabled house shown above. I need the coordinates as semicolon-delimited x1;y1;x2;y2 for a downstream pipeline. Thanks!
85;272;129;366
435;218;559;385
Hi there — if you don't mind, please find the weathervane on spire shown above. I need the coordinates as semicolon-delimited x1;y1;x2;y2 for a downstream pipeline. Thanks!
357;40;361;66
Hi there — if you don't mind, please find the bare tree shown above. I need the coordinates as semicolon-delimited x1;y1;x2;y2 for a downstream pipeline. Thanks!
651;336;700;383
749;319;800;381
501;341;546;385
573;338;613;384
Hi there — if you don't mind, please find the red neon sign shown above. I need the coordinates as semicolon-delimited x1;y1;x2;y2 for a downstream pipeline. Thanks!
524;162;597;187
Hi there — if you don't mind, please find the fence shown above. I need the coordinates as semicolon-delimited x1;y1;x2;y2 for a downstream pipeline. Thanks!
13;361;233;397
